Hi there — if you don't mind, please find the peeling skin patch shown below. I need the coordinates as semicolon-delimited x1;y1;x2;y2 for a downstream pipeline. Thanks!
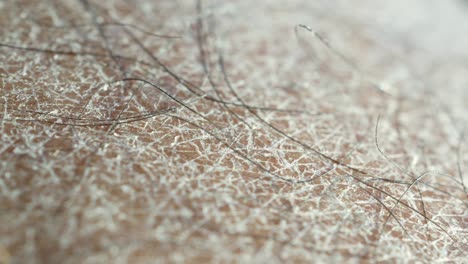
1;0;468;263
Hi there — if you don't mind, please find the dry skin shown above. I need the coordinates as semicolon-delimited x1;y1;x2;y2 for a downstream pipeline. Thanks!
1;0;468;263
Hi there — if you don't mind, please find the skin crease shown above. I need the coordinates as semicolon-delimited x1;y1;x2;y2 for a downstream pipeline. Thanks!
1;0;468;263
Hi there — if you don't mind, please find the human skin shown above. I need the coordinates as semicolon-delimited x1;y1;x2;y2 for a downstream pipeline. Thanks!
0;0;467;263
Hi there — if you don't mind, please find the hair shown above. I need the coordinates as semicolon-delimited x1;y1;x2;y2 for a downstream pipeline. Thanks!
1;0;467;263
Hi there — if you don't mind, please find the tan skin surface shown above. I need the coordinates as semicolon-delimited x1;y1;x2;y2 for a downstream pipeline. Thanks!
1;0;468;263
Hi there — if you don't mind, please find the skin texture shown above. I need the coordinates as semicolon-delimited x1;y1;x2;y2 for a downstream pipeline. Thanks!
1;0;468;263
